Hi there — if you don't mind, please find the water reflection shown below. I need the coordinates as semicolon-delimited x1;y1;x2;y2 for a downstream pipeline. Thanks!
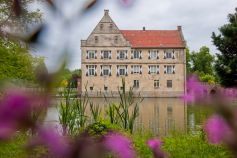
44;98;187;136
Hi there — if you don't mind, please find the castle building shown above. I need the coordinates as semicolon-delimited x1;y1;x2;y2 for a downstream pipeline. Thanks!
81;10;186;97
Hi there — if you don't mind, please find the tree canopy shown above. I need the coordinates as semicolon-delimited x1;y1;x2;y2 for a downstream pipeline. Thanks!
212;8;237;87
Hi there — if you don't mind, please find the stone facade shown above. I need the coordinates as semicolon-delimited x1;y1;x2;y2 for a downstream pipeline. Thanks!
81;10;186;97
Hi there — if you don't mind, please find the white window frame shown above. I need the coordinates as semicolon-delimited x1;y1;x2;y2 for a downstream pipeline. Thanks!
133;50;140;59
88;65;96;76
133;80;139;88
133;65;140;74
150;65;157;74
102;65;110;76
117;50;127;60
149;50;158;59
117;65;127;76
167;65;173;74
165;50;175;59
88;50;96;59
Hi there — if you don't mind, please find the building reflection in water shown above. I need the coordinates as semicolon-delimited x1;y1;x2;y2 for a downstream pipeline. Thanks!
44;98;187;136
88;98;187;136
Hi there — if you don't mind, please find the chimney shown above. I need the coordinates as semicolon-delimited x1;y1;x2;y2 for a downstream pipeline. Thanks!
143;26;146;31
177;26;182;31
104;9;109;15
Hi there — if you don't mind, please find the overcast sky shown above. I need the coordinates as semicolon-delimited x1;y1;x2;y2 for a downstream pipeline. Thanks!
33;0;237;70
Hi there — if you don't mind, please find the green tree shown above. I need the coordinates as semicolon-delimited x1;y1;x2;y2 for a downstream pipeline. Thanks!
186;47;192;74
212;8;237;87
0;39;37;82
190;46;215;75
0;0;42;34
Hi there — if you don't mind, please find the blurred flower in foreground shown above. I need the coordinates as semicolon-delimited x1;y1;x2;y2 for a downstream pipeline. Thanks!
103;132;135;158
182;75;207;103
0;90;33;140
204;115;232;144
28;126;70;158
147;139;166;158
119;0;135;6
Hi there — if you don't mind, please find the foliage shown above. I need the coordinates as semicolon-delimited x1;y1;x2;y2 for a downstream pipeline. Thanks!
106;79;142;133
212;8;237;87
0;133;28;158
163;133;230;158
59;87;88;135
186;47;192;74
199;74;216;84
190;46;215;75
0;0;42;34
89;102;102;123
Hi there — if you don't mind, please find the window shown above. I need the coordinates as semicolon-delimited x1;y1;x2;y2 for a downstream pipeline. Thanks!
100;24;104;30
117;50;126;59
149;50;158;59
167;80;172;88
95;36;98;43
154;80;159;88
88;50;96;59
167;66;173;74
102;66;110;76
102;50;110;59
114;36;118;43
109;23;113;29
133;50;140;59
133;80;139;88
104;86;108;91
165;50;174;59
90;87;93;91
117;66;127;76
150;66;157;74
132;65;140;74
88;65;96;76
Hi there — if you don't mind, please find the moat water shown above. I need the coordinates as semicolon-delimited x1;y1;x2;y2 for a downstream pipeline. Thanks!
44;98;237;136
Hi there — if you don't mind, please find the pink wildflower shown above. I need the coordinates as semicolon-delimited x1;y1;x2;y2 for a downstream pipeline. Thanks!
204;115;232;144
103;132;135;158
147;139;166;158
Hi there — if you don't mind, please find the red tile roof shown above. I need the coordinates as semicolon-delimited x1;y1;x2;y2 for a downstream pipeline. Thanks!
121;30;185;48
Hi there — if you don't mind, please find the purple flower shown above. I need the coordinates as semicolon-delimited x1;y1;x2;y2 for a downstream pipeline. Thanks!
0;90;33;139
103;132;135;158
28;127;70;157
204;115;232;144
147;139;166;158
182;75;207;103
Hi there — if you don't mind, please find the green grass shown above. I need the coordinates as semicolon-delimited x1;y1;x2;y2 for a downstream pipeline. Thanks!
163;133;230;158
0;131;231;158
132;132;231;158
0;133;27;158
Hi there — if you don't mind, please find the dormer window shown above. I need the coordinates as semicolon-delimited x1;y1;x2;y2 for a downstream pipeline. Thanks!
95;36;98;43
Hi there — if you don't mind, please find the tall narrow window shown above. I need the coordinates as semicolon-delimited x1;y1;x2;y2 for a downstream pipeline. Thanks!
117;65;127;76
114;36;118;44
101;50;110;59
87;50;96;59
100;24;104;30
154;80;159;88
167;66;173;74
117;50;127;59
133;80;139;88
150;66;157;74
88;65;96;76
149;50;158;59
167;80;172;88
164;50;174;59
95;36;98;43
132;65;140;74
